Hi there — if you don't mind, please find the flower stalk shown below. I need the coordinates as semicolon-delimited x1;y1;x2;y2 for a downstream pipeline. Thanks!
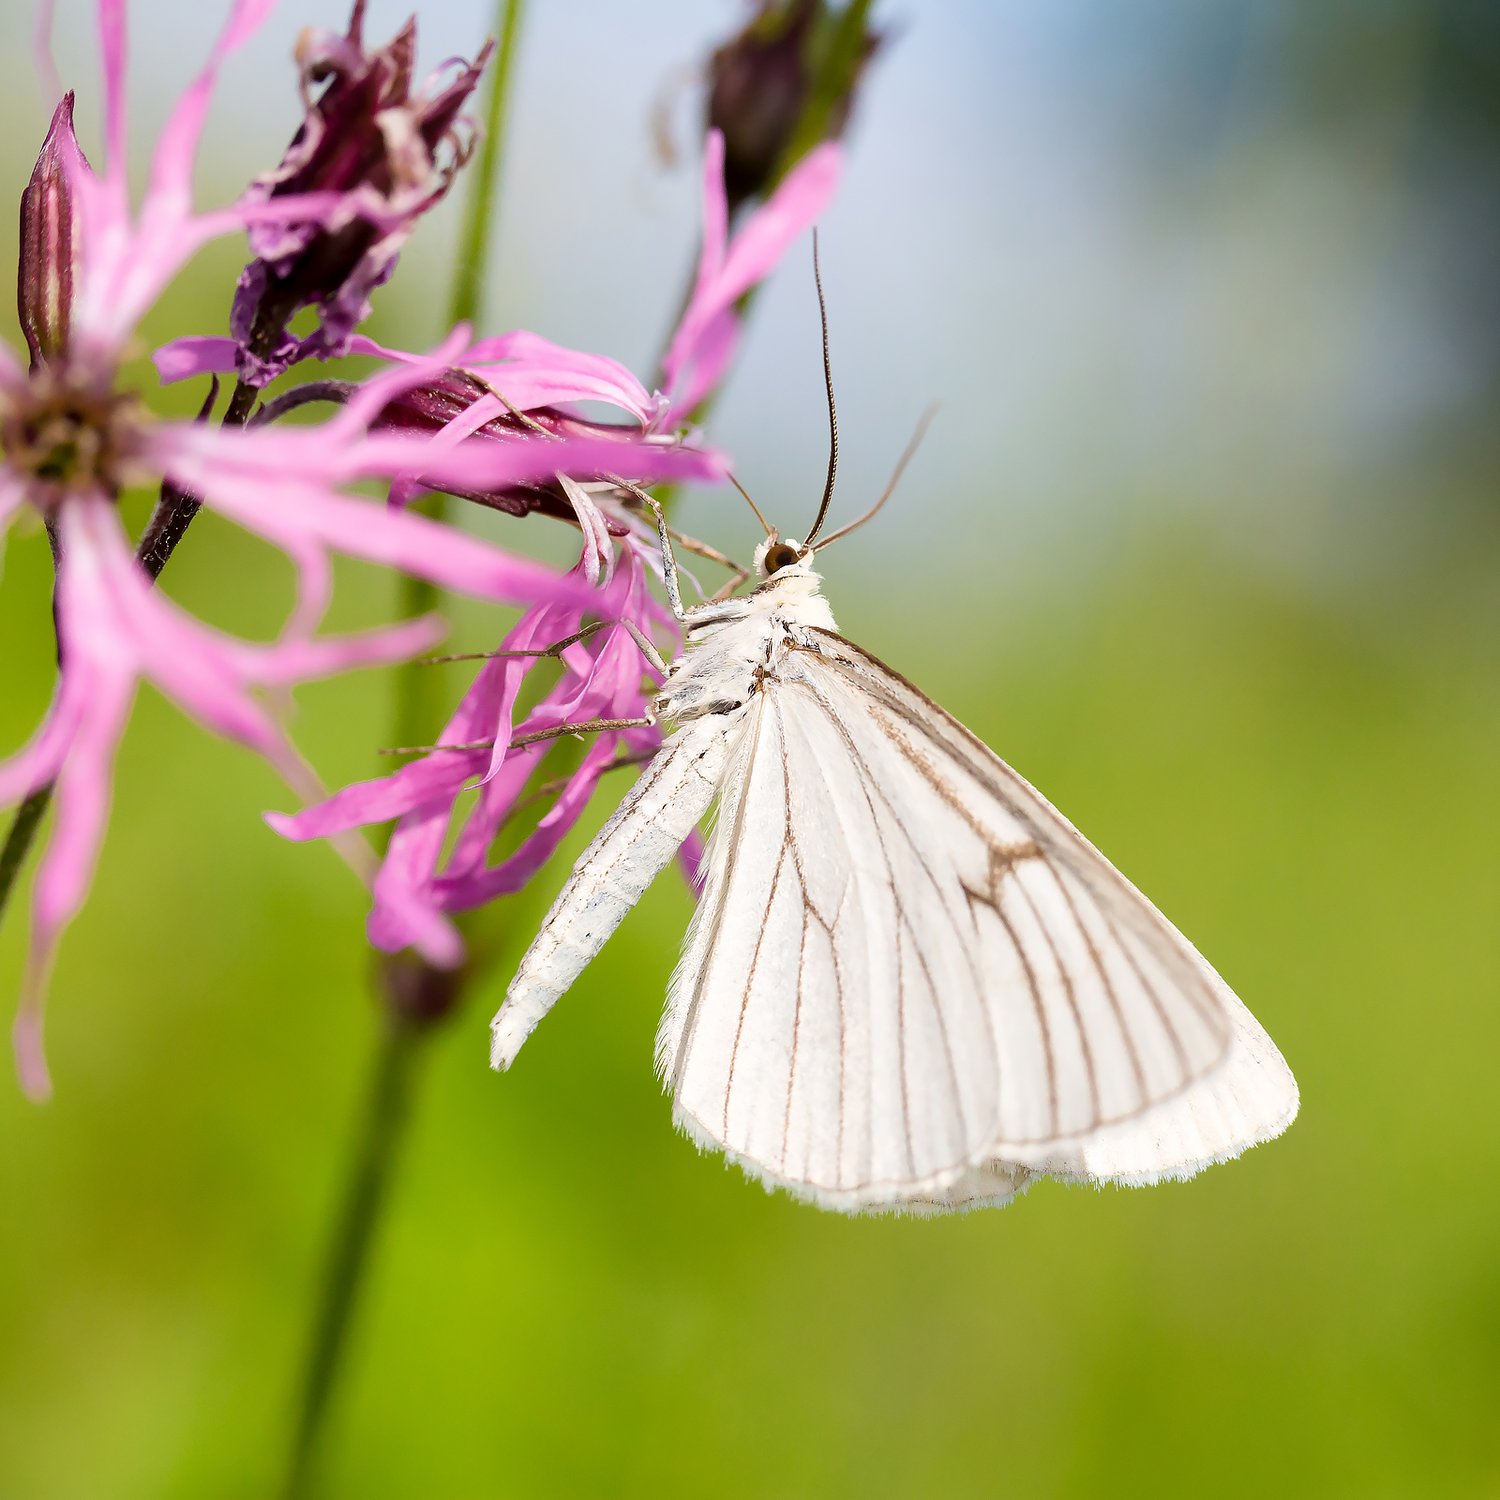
278;1012;425;1500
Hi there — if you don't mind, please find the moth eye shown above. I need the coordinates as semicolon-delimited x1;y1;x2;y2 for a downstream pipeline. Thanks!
766;543;800;574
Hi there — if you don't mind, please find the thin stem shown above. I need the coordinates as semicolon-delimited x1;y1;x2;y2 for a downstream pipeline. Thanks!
0;788;53;930
278;1015;425;1500
136;378;257;580
450;0;526;331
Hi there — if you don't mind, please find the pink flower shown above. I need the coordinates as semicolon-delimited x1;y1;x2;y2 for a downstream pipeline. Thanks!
1;1;725;1097
156;129;844;511
660;127;842;416
266;130;842;947
271;481;673;957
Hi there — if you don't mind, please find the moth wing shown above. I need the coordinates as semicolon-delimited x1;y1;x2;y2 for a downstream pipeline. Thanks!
492;721;730;1070
659;629;1295;1212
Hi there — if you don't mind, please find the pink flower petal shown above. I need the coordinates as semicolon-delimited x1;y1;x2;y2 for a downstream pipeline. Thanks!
668;306;737;419
334;325;475;434
715;142;843;309
97;0;129;187
13;659;134;1102
268;749;485;842
89;530;282;752
441;732;625;907
351;331;657;423
0;675;84;807
686;130;730;330
243;615;445;687
142;0;277;226
153;335;237;383
368;806;463;962
661;136;843;413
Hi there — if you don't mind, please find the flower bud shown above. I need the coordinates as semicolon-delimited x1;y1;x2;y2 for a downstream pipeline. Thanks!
707;0;879;216
17;94;88;371
231;2;493;384
373;372;640;522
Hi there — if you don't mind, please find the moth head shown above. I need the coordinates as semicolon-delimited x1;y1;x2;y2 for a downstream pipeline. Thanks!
754;535;812;579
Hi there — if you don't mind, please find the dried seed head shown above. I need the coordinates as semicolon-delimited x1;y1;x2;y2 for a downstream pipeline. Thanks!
231;3;493;385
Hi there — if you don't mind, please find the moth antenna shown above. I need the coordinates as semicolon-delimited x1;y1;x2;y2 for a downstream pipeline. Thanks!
801;229;840;547
728;471;776;538
813;405;939;552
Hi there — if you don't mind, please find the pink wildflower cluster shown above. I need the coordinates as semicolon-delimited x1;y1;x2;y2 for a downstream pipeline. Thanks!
270;131;841;958
0;0;844;1097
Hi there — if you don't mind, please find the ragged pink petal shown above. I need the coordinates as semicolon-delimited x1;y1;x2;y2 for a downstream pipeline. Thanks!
153;335;236;383
0;675;85;808
86;523;284;753
268;749;486;842
142;0;279;228
460;331;659;423
438;732;627;908
367;805;463;962
96;0;129;190
170;456;599;617
13;659;135;1102
661;132;843;414
713;142;843;310
242;616;446;687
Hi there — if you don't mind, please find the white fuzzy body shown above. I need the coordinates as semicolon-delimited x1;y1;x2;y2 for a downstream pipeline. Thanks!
491;560;1297;1214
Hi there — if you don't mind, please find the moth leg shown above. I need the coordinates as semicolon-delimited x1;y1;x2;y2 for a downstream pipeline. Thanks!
603;473;687;622
621;619;669;678
663;526;749;582
492;721;730;1069
510;714;654;748
646;496;688;622
418;620;609;666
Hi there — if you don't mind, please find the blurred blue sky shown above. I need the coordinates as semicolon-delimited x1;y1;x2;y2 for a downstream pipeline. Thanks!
6;0;1492;626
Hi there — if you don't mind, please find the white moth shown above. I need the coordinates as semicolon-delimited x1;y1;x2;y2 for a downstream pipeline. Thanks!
490;513;1299;1215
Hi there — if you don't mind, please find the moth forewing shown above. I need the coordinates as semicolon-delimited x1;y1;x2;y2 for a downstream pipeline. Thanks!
491;556;1297;1214
489;720;731;1071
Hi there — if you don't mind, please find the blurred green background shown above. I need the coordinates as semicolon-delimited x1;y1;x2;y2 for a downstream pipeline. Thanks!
2;2;1498;1497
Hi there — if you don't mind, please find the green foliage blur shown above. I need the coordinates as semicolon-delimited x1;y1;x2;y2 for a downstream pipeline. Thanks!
2;3;1498;1497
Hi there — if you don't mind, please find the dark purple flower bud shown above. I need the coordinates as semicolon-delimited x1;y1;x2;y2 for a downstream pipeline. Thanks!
230;1;493;385
707;0;880;216
373;373;657;522
17;94;88;371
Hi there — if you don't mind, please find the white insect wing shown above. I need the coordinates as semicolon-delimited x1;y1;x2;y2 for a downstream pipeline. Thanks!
492;555;1298;1215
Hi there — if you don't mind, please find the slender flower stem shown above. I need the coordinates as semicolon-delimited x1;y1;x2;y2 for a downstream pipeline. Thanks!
277;5;529;1489
450;0;526;332
278;1014;425;1500
0;788;52;927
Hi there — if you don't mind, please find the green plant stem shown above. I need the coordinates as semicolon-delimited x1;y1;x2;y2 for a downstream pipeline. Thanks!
278;1015;425;1500
450;0;527;332
0;788;52;926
